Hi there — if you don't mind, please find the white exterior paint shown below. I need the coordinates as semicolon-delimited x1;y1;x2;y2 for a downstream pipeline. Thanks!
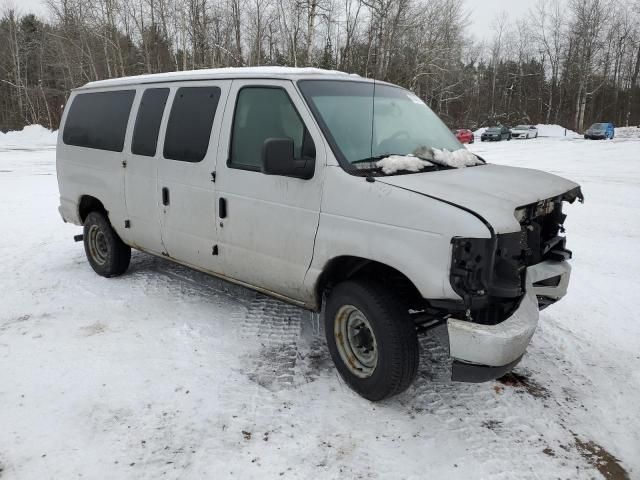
56;68;580;371
123;90;165;255
377;164;579;234
511;125;539;139
155;80;230;272
214;79;326;300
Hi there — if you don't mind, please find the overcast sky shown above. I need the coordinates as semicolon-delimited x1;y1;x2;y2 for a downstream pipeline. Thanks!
465;0;535;40
7;0;549;42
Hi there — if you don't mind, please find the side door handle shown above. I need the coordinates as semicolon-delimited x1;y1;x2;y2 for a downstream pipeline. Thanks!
218;197;227;218
162;187;170;206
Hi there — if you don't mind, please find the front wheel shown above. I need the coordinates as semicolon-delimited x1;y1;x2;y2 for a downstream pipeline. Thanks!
83;211;131;277
325;280;419;401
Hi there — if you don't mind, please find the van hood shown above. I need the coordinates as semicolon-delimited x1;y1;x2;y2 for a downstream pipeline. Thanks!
377;164;582;234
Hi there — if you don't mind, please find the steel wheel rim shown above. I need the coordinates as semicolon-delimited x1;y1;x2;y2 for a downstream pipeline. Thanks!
88;224;108;265
334;305;378;378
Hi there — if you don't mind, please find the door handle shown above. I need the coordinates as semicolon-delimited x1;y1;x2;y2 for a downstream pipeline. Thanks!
219;197;227;218
162;187;170;206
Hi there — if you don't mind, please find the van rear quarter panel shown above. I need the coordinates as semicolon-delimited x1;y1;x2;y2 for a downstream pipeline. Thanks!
305;166;492;301
57;87;139;238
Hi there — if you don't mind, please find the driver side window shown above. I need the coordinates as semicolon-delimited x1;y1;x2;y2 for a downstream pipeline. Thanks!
229;87;314;170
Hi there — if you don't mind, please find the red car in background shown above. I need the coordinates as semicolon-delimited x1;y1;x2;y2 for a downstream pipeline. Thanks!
454;129;475;144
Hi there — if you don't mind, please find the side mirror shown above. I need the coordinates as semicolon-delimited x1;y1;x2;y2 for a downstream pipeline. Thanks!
261;138;314;180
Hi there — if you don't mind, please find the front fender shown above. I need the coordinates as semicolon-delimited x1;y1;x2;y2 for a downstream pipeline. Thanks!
303;167;491;302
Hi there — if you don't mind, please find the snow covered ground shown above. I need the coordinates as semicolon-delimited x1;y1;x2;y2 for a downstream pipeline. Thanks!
1;127;639;479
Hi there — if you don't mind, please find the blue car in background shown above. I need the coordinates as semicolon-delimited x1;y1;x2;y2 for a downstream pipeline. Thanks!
584;122;615;139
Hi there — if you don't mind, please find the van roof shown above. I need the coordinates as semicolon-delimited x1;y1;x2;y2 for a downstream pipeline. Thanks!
78;66;369;90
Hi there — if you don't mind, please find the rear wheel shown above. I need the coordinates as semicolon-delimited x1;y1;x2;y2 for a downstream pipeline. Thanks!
325;280;419;401
83;211;131;277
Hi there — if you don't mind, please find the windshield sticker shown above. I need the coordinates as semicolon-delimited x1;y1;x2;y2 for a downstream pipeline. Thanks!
406;93;424;105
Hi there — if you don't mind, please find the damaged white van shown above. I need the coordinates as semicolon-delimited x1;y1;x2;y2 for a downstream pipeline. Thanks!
56;67;583;401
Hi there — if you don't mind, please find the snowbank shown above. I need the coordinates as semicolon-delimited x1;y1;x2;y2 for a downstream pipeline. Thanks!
0;124;58;147
535;124;580;138
614;126;640;139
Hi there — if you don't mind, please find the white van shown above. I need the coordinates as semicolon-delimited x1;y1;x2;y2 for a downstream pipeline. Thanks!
56;67;583;401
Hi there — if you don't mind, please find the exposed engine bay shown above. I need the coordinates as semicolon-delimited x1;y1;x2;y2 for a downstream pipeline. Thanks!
444;186;584;325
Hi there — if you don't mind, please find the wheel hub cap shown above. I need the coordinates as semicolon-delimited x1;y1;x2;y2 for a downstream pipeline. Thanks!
88;224;108;265
334;305;378;378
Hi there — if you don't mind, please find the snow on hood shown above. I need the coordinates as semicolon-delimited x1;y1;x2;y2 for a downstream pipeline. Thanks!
431;148;483;168
376;155;434;174
376;164;580;233
376;148;482;174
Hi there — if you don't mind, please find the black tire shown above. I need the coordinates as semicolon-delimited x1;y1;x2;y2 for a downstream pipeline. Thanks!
325;280;419;401
83;211;131;277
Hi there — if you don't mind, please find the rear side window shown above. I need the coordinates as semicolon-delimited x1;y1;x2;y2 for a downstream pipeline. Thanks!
230;87;309;170
163;87;221;162
63;90;135;152
132;88;169;157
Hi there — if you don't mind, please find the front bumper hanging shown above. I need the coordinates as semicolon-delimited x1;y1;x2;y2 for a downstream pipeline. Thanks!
435;260;571;383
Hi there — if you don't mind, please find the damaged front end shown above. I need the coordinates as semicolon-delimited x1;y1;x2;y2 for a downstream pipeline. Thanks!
433;186;583;382
449;186;583;320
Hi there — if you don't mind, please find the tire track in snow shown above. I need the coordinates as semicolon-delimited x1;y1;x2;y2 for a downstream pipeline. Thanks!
398;335;599;479
240;294;303;391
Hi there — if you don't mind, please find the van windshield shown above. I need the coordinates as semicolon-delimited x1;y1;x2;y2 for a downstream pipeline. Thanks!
298;80;469;172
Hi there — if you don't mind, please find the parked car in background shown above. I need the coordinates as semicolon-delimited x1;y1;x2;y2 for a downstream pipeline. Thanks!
481;126;511;141
453;129;475;144
584;122;615;140
510;125;538;139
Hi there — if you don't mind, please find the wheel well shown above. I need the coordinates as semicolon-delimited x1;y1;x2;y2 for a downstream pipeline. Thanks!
315;256;424;310
78;195;106;223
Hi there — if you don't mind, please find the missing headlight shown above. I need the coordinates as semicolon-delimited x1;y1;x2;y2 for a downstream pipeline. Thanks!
450;233;525;310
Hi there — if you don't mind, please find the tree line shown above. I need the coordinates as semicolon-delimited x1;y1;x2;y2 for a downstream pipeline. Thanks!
1;0;639;132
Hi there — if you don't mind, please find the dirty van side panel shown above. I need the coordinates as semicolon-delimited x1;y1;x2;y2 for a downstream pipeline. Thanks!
215;79;326;303
57;87;137;237
156;81;231;273
123;86;171;255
